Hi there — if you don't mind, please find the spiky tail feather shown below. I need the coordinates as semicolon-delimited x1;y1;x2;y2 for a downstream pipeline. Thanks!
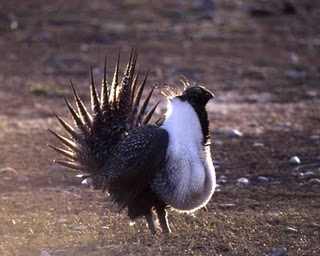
49;50;159;188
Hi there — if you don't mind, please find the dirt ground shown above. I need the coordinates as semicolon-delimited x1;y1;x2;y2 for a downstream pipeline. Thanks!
0;0;319;255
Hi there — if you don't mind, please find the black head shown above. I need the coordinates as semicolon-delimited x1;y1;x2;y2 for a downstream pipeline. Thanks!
178;86;214;108
178;86;214;145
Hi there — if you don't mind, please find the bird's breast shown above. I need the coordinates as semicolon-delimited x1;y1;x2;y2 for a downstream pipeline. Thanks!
152;98;216;211
152;143;215;211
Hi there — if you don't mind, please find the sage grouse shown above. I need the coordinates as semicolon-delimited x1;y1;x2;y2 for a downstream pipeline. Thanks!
49;51;216;235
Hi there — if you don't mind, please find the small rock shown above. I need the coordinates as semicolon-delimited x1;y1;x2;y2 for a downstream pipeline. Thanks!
213;164;221;170
227;129;243;138
301;171;315;179
217;176;227;184
267;248;287;256
267;212;280;218
7;53;18;61
287;69;306;79
215;186;221;192
252;142;264;148
219;203;236;209
212;160;221;170
17;176;29;183
308;178;320;186
74;225;86;231
237;177;249;185
81;178;92;187
80;43;89;52
9;121;20;127
40;251;51;256
256;176;269;183
0;167;18;174
288;52;299;64
266;212;281;223
310;135;320;140
289;156;300;165
53;249;68;254
285;227;298;233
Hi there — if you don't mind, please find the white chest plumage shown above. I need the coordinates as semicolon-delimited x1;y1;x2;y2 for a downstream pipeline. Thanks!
153;98;216;211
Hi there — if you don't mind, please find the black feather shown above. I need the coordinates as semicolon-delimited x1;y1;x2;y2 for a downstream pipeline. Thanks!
100;53;109;111
69;79;92;127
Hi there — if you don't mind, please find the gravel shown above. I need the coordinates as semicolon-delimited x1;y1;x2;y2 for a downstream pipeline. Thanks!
267;248;287;256
0;167;18;174
226;129;243;138
308;178;320;186
74;225;87;231
289;156;301;164
237;177;249;185
285;227;298;233
217;175;227;184
39;251;51;256
256;176;269;183
252;142;264;148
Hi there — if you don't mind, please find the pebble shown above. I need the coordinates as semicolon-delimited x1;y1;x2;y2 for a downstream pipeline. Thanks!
256;176;269;183
215;186;221;192
266;212;281;223
227;129;243;138
17;176;29;183
212;160;221;170
214;164;221;170
7;53;18;61
269;181;281;185
237;177;249;185
267;248;287;256
219;203;236;209
252;142;264;148
301;171;315;179
40;251;51;256
310;135;319;140
81;178;92;187
53;249;68;254
217;175;227;184
285;227;298;233
0;167;18;174
308;178;320;186
74;225;86;231
80;43;89;52
289;156;300;165
287;70;306;79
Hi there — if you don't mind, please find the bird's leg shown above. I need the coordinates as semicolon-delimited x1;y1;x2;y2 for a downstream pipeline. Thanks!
145;212;157;235
156;206;171;234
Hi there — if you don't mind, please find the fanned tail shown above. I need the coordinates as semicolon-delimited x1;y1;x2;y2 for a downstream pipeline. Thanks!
49;50;159;187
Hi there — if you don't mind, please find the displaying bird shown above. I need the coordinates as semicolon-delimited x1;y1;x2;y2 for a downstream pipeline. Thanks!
48;50;216;235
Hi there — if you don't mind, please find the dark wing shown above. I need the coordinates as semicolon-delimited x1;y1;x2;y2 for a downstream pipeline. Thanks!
102;125;169;212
